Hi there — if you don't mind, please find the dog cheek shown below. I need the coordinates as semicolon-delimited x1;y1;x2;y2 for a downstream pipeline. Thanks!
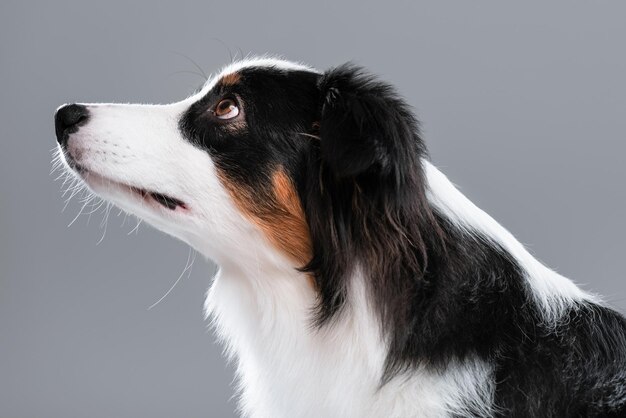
216;166;312;267
269;169;312;265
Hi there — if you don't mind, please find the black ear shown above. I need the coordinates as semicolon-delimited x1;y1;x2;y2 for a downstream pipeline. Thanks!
318;64;425;181
304;64;437;327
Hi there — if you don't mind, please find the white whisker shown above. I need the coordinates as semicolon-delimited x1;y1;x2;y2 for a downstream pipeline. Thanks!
297;132;321;140
96;202;112;245
67;194;95;227
147;249;197;310
128;218;142;235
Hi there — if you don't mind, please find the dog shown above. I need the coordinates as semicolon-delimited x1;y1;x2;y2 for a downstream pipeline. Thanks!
54;57;626;417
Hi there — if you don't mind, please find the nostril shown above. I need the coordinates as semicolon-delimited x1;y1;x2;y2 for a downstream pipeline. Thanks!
55;103;90;147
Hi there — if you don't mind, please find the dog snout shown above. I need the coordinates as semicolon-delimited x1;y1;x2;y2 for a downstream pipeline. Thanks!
55;104;90;147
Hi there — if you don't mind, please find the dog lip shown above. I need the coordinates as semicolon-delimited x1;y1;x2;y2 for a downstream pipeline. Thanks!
127;186;187;210
134;188;186;210
74;165;188;211
150;192;185;210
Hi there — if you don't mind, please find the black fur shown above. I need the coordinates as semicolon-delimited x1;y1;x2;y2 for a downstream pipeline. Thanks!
179;67;319;200
305;64;626;415
179;62;626;416
493;302;626;417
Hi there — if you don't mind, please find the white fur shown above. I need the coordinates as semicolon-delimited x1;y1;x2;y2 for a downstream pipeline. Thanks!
423;161;598;323
58;57;596;417
207;266;495;418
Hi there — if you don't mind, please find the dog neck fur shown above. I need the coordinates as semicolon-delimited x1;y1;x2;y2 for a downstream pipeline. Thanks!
201;158;591;418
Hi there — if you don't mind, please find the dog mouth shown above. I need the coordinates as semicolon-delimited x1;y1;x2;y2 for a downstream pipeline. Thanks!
73;163;188;211
129;187;186;210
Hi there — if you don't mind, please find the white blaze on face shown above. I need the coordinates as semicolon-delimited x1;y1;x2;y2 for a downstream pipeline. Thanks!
61;101;234;253
57;57;317;271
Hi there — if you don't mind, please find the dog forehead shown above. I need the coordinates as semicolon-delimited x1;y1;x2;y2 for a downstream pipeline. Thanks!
197;57;319;97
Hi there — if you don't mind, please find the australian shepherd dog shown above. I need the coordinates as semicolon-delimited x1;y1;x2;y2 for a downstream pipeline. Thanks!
54;58;626;417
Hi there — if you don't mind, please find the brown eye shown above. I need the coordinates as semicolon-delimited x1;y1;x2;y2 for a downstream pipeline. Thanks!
213;97;240;120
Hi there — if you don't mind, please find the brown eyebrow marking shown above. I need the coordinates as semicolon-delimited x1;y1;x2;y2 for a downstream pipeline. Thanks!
219;72;241;86
217;166;312;268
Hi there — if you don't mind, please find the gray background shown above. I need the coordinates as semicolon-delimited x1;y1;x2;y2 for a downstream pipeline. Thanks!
1;1;625;417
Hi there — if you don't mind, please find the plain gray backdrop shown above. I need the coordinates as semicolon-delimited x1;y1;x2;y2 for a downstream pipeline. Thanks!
1;1;625;417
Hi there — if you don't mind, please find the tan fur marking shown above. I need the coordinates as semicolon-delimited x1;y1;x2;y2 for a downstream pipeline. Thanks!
217;167;312;267
220;72;241;86
270;170;312;265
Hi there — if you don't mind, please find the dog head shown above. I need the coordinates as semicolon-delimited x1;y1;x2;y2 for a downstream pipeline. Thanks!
55;58;430;298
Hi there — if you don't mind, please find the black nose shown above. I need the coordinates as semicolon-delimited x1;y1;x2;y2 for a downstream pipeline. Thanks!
55;104;90;147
